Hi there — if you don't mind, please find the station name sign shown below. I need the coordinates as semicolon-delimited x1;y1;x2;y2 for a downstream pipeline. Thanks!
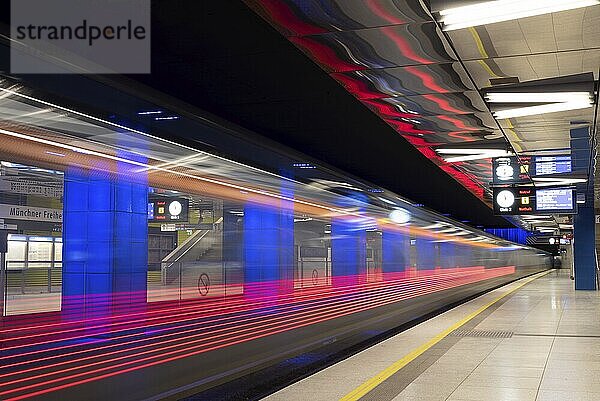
0;204;63;222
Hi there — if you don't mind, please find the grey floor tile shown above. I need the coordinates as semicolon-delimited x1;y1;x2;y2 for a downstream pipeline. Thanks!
447;385;537;401
536;389;600;401
261;271;600;401
462;374;541;389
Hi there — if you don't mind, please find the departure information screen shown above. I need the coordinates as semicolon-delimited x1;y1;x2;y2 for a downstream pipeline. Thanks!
534;156;572;176
535;188;574;211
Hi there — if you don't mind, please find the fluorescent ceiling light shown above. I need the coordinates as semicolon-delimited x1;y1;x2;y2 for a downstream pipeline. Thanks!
389;208;411;224
137;110;163;115
378;197;397;206
486;92;591;103
532;177;587;186
449;230;472;236
422;222;446;230
487;91;594;119
436;148;512;162
559;224;574;229
492;100;593;119
438;0;600;31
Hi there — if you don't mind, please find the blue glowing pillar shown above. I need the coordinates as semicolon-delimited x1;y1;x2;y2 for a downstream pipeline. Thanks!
223;203;244;294
439;242;455;268
382;230;408;273
62;163;148;321
331;218;367;286
574;206;596;290
457;244;475;267
416;238;436;270
243;200;294;296
571;126;596;290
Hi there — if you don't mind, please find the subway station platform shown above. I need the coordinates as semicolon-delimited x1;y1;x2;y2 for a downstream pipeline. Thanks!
264;270;600;401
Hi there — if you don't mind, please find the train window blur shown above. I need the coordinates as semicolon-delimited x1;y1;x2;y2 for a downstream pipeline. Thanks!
0;91;552;400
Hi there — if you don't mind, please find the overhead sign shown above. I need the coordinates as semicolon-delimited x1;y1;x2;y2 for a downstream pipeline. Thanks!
160;223;177;232
492;156;531;184
493;187;577;215
493;155;573;185
0;204;63;222
493;187;533;214
0;177;63;198
148;197;189;222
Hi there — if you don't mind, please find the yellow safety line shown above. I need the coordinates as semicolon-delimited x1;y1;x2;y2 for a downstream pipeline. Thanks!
503;121;523;152
469;27;489;59
467;27;500;79
478;59;499;78
339;270;551;401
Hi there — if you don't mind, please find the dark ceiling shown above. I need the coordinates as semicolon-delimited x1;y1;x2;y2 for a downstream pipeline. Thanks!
0;0;510;227
130;0;508;227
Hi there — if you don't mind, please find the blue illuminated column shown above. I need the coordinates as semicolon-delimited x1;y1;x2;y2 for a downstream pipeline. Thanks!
574;206;596;290
457;244;474;268
243;198;294;297
223;203;244;294
571;126;596;290
439;242;455;268
62;160;148;321
382;230;408;273
331;217;367;286
416;238;436;270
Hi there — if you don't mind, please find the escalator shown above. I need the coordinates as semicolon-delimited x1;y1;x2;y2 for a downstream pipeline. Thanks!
161;229;219;285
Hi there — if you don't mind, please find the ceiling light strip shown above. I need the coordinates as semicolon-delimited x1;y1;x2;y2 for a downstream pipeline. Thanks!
439;0;600;31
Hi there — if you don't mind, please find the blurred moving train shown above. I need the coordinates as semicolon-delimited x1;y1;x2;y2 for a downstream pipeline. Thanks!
0;80;552;401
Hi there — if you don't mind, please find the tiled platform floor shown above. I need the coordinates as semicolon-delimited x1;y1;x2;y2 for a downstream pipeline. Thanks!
264;270;600;401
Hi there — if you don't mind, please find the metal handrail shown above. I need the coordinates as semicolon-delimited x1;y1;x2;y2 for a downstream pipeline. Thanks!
161;230;216;284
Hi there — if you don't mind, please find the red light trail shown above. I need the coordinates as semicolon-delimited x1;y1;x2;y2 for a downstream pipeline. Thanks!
0;266;515;400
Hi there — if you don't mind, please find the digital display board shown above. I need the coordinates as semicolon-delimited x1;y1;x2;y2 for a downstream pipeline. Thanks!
148;197;189;222
534;156;572;176
535;188;575;212
493;155;573;184
493;186;577;215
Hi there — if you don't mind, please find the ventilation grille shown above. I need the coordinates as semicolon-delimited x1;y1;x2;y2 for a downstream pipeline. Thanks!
451;329;513;338
489;76;520;86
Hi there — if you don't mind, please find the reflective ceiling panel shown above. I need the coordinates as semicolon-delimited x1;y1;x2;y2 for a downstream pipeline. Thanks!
244;0;527;203
245;0;600;218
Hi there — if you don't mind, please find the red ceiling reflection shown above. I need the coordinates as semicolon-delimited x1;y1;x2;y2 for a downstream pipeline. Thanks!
244;0;501;205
